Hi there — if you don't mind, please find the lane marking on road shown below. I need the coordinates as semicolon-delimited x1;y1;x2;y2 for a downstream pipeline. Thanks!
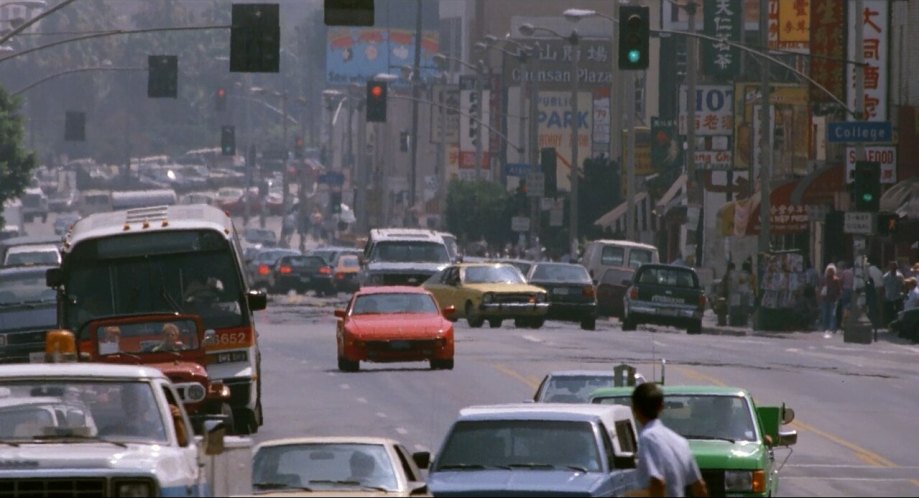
492;363;540;390
376;411;388;419
395;427;408;435
678;364;910;479
785;348;800;353
413;444;427;451
339;383;351;390
521;334;542;344
356;397;368;404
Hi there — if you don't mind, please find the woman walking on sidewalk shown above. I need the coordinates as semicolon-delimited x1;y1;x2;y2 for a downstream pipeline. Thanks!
820;263;842;335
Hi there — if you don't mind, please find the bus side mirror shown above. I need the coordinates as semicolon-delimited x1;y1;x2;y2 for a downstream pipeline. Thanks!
247;290;267;311
46;268;63;288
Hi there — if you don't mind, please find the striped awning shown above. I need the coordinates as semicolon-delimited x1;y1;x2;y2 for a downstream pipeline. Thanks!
593;192;654;234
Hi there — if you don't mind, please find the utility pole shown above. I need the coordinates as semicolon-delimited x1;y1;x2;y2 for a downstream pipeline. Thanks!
626;69;636;241
847;0;870;336
438;77;447;216
243;75;252;227
569;32;580;260
686;0;700;265
356;91;368;235
408;0;423;220
474;65;484;181
757;0;771;257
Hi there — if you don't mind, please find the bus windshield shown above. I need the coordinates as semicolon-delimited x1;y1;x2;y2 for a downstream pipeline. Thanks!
63;244;246;333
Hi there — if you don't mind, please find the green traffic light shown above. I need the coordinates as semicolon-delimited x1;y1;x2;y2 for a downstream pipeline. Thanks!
628;49;641;64
863;193;874;202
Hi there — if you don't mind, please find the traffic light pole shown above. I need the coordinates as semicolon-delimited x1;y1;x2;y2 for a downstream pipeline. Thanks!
569;34;580;261
474;69;484;181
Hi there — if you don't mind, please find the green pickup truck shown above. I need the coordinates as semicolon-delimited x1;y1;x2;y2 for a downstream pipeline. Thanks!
589;385;797;497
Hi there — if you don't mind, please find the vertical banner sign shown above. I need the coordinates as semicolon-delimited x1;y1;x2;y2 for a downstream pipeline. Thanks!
651;117;682;172
458;75;491;170
847;0;889;122
703;0;742;81
592;87;611;155
809;0;846;103
777;0;810;53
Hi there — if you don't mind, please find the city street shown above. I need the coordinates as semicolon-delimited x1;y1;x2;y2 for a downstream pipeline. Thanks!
253;294;919;497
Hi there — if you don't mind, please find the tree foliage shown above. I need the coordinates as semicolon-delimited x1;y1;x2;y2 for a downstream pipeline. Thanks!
0;87;37;229
444;179;514;250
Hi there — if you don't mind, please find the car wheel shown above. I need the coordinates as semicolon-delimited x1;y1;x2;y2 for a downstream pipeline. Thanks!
488;319;502;328
430;359;454;370
581;317;597;331
233;408;256;435
530;318;545;329
337;357;359;372
687;320;703;335
466;302;484;328
514;318;528;328
218;402;236;435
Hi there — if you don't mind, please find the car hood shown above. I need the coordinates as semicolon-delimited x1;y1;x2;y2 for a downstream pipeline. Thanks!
366;262;446;273
428;469;607;496
348;314;450;338
146;361;209;382
0;443;184;474
251;489;406;497
464;283;546;294
688;440;766;470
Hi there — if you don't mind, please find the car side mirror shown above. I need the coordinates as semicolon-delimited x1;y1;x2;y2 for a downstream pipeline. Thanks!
778;429;798;447
46;267;63;288
334;309;346;318
782;404;795;424
411;451;430;469
203;329;217;346
202;418;226;456
612;454;636;469
247;290;267;311
442;305;456;318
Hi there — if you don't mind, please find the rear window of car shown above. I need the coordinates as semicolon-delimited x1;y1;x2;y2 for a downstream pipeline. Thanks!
636;267;698;288
628;249;654;269
600;246;625;266
531;264;591;283
338;255;359;268
4;250;60;267
285;256;325;268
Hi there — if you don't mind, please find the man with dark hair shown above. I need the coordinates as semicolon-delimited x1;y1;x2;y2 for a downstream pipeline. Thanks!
629;383;707;497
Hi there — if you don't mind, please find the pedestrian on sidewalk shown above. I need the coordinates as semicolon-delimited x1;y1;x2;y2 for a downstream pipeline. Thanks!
836;261;854;328
820;263;842;334
882;262;904;326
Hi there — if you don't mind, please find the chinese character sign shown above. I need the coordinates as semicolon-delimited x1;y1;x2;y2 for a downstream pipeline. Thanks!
809;0;846;103
777;0;810;53
847;0;889;122
679;84;734;136
703;0;742;80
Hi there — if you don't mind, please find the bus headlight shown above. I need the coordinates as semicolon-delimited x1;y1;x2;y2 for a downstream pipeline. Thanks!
185;383;207;403
114;481;154;497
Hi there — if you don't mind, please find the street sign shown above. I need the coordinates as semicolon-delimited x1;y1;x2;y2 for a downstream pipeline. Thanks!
826;121;892;143
843;212;874;235
526;172;545;198
511;216;530;232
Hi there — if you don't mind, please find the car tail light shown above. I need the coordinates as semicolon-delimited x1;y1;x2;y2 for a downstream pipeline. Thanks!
336;272;345;280
698;294;706;310
319;266;332;275
582;285;595;298
628;287;638;300
258;264;270;275
279;265;292;274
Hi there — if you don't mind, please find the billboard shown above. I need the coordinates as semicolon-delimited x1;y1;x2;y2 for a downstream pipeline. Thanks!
326;28;439;86
733;83;810;177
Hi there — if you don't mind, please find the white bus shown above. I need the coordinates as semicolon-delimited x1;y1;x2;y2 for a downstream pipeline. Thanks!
49;204;267;434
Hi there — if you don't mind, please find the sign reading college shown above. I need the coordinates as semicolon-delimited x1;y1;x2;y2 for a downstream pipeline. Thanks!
826;121;892;143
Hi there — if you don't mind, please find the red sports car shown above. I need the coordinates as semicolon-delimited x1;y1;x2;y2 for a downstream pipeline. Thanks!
335;286;455;372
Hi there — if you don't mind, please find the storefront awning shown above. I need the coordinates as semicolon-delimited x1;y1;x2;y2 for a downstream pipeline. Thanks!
789;163;845;205
593;192;652;233
879;176;919;218
656;174;687;212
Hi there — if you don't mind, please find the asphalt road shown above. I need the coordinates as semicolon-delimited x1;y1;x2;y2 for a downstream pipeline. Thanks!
252;293;919;497
27;214;919;496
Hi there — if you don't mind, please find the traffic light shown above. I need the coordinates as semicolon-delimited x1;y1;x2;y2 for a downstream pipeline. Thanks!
853;161;881;212
619;5;650;70
324;0;374;26
877;212;900;236
468;91;480;147
221;126;236;156
230;3;280;73
148;55;178;98
216;87;227;111
540;147;558;197
64;111;86;141
366;81;387;122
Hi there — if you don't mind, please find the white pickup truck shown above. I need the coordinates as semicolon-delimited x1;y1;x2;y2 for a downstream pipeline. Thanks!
0;358;236;496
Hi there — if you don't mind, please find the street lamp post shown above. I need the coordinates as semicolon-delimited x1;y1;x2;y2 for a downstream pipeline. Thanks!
519;23;580;260
433;53;487;182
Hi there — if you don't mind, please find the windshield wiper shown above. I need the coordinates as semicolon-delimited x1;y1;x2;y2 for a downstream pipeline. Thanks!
683;434;736;443
508;463;590;473
161;285;181;313
31;434;127;448
307;480;389;492
437;463;511;471
252;482;312;492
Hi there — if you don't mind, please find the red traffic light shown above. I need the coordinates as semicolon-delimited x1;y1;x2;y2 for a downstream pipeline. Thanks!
370;84;383;98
